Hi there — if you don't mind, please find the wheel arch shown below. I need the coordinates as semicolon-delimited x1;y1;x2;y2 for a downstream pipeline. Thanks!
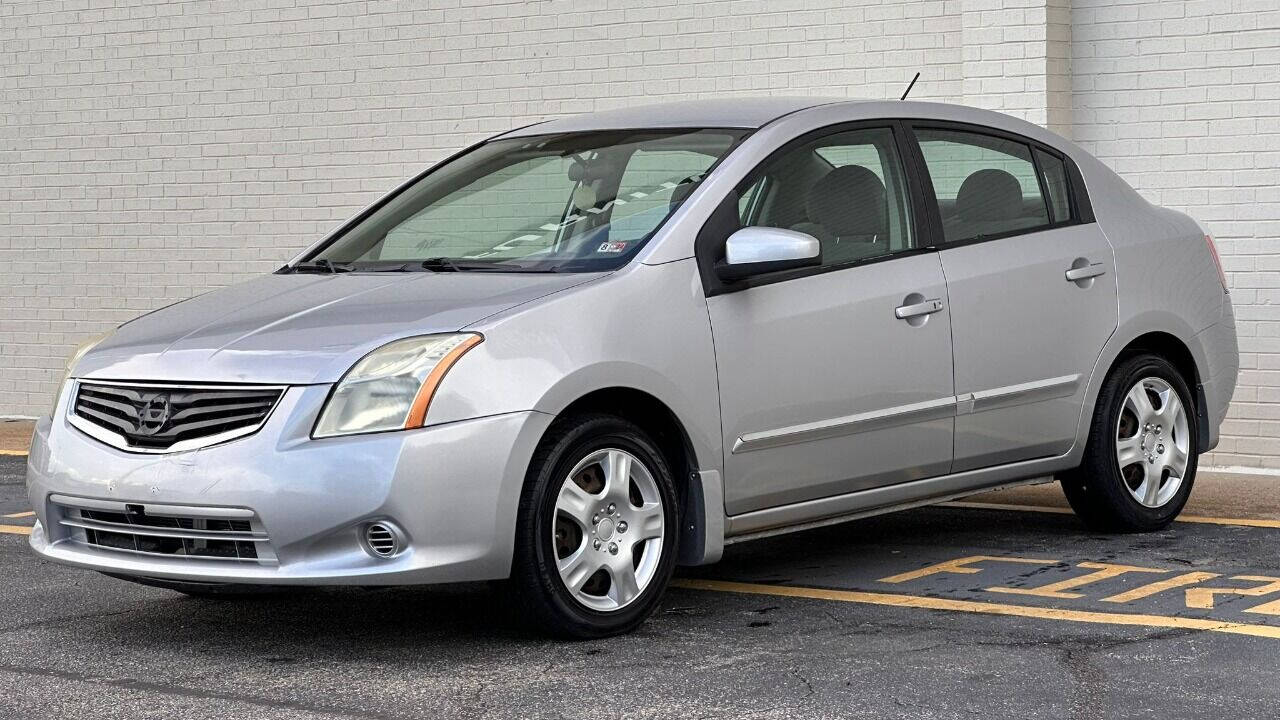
1088;327;1211;455
557;387;700;484
1117;331;1201;386
538;385;724;566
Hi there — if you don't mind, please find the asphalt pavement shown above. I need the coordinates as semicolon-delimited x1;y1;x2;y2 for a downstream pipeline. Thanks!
3;453;1280;719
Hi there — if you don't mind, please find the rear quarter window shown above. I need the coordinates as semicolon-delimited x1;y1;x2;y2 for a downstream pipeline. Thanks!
1034;148;1073;224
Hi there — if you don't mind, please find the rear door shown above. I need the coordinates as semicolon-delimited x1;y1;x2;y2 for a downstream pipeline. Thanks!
907;124;1117;472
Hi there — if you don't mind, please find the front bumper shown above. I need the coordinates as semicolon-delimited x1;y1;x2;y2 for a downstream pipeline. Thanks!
26;383;553;585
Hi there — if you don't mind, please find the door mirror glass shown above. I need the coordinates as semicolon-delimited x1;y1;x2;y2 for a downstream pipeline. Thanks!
716;227;821;281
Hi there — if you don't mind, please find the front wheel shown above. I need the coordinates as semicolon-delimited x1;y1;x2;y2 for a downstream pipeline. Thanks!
1060;353;1198;531
511;414;680;638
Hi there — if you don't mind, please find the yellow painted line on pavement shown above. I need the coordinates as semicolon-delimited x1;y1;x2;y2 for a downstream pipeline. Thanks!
1175;514;1280;529
0;524;32;536
1103;572;1221;604
3;511;33;518
0;450;28;457
673;578;1280;640
942;500;1280;529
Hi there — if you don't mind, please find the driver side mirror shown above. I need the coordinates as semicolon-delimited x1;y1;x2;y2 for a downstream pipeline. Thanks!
715;227;822;282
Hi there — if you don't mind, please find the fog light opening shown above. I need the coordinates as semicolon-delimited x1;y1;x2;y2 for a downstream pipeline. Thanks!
362;522;402;559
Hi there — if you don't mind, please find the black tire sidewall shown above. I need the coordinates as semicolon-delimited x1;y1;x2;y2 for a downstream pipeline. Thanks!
1089;354;1199;529
514;415;680;638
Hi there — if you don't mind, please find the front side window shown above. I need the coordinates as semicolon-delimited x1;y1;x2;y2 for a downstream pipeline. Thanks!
310;129;747;272
735;126;915;267
915;128;1052;243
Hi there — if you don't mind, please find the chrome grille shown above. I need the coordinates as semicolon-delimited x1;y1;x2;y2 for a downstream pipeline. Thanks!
53;497;275;565
70;382;283;453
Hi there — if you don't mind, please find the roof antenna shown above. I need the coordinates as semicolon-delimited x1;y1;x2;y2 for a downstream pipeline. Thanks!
900;72;920;101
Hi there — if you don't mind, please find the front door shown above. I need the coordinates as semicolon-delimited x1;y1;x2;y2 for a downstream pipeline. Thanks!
704;124;956;515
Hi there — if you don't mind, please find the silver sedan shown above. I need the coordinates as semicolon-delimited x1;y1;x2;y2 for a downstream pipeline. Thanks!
27;98;1238;637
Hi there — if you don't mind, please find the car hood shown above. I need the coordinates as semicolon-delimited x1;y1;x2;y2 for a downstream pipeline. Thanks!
75;271;602;384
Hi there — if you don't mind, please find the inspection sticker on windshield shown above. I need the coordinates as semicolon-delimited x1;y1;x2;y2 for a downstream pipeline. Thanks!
597;241;629;253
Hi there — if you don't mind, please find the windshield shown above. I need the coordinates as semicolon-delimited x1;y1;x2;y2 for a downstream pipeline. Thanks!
305;128;748;273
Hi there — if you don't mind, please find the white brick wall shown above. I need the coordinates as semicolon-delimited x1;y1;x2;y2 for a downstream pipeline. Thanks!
961;0;1067;133
1071;0;1280;469
1;0;1276;469
0;0;964;415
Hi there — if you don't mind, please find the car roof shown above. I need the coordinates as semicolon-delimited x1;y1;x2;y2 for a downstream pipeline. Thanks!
498;97;852;136
497;98;1080;161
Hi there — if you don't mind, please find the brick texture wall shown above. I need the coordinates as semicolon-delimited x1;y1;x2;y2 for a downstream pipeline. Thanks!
1072;0;1280;470
1;0;963;414
2;0;1277;469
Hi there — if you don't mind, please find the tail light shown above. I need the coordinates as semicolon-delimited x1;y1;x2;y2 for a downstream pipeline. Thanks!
1205;234;1228;293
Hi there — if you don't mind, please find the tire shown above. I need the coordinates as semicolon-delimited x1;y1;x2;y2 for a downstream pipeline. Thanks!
511;413;680;639
103;573;289;599
1060;353;1198;531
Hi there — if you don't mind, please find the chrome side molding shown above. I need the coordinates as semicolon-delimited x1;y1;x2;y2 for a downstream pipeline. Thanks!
732;374;1083;454
732;396;957;454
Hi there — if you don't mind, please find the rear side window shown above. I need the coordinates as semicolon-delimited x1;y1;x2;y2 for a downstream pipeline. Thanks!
915;128;1052;243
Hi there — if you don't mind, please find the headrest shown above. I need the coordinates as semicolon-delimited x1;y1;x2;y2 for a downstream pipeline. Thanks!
956;169;1023;222
805;165;887;237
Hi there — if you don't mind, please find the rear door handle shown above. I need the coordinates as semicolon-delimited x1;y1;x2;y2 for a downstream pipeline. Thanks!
895;298;945;320
1065;263;1107;282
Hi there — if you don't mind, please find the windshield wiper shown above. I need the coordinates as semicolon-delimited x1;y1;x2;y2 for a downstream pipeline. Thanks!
417;257;541;272
282;259;353;274
420;257;461;272
289;257;556;274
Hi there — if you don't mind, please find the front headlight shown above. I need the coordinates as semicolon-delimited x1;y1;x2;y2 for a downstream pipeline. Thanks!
51;330;113;418
314;333;483;438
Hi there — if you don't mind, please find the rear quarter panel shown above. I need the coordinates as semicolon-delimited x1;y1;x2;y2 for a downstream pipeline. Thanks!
1081;155;1223;336
1069;151;1230;452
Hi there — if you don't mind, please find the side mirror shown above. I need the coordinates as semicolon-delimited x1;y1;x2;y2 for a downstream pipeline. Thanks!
715;227;821;282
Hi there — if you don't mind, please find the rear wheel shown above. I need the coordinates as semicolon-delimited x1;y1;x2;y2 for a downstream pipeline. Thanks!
1060;353;1198;531
512;414;679;638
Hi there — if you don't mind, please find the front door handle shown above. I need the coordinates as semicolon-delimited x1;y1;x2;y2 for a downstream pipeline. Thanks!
1065;262;1107;282
895;298;945;320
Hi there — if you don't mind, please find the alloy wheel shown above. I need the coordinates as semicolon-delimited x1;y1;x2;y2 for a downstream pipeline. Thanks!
552;448;665;611
1115;376;1191;508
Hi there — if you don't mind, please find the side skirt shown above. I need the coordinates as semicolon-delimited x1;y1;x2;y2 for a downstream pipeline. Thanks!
724;454;1075;542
